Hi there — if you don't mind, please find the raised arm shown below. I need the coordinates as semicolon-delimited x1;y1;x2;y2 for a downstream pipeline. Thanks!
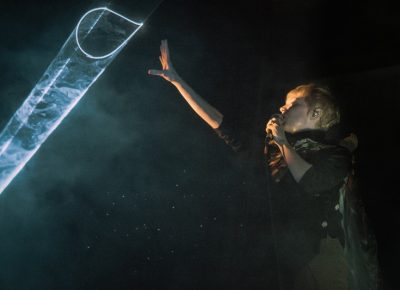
148;40;223;129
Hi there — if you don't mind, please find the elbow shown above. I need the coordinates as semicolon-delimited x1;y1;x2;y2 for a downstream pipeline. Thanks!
211;121;221;129
210;114;224;129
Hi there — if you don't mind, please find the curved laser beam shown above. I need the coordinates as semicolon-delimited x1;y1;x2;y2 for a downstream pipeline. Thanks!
76;7;143;59
0;7;143;194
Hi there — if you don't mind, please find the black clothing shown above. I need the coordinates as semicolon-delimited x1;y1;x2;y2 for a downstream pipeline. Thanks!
214;117;352;288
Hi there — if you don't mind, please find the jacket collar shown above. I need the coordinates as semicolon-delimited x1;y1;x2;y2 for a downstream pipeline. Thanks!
286;129;327;145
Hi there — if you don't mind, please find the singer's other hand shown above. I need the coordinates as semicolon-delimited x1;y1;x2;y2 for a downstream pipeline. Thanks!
148;39;180;83
266;116;287;146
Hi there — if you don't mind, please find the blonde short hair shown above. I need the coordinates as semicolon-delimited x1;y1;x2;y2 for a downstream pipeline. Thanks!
289;84;340;129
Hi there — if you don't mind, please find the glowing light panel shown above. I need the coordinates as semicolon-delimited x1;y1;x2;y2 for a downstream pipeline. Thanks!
0;7;143;194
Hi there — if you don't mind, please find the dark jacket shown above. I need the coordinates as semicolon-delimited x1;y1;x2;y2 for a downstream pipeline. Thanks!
214;118;352;274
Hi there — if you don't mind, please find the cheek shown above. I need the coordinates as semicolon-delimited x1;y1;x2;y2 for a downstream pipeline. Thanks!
292;108;305;117
284;109;307;127
285;110;300;121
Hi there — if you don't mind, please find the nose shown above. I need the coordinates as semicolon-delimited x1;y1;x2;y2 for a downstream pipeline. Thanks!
279;105;287;114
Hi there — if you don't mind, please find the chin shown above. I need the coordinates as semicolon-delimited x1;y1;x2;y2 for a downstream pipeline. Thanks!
286;126;303;133
283;123;293;132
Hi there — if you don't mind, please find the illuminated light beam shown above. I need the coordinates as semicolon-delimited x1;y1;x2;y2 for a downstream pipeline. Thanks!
0;7;143;194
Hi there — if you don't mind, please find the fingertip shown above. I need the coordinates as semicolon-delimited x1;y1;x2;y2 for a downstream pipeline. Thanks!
148;69;162;76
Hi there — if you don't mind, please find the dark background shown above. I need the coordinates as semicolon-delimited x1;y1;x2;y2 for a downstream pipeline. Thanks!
0;0;399;289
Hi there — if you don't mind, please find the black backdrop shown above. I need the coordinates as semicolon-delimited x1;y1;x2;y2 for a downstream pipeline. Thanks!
0;0;399;289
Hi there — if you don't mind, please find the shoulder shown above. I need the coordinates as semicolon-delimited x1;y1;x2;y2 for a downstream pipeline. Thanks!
316;144;353;167
322;144;352;157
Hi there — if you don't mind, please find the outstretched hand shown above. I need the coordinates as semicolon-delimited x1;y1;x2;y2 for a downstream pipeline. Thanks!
148;39;179;83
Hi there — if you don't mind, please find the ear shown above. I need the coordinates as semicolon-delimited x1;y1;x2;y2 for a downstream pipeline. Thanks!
310;108;322;119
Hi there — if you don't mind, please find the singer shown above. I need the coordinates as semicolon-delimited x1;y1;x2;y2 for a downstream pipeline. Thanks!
149;40;357;290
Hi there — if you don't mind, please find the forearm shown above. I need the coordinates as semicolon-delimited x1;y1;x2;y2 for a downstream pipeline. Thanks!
279;142;312;183
171;77;223;129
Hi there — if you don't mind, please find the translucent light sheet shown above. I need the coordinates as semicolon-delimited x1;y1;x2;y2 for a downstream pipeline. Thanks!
0;7;143;194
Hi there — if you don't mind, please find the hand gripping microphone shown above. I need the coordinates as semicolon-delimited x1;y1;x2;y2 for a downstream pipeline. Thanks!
265;113;283;143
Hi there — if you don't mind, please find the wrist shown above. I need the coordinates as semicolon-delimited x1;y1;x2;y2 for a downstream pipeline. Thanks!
277;139;290;151
281;139;290;146
170;72;182;84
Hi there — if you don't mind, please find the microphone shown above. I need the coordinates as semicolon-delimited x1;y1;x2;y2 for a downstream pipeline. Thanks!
265;130;273;142
265;113;283;144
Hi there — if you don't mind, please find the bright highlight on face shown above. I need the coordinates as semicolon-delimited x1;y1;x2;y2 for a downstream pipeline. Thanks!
279;91;319;133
